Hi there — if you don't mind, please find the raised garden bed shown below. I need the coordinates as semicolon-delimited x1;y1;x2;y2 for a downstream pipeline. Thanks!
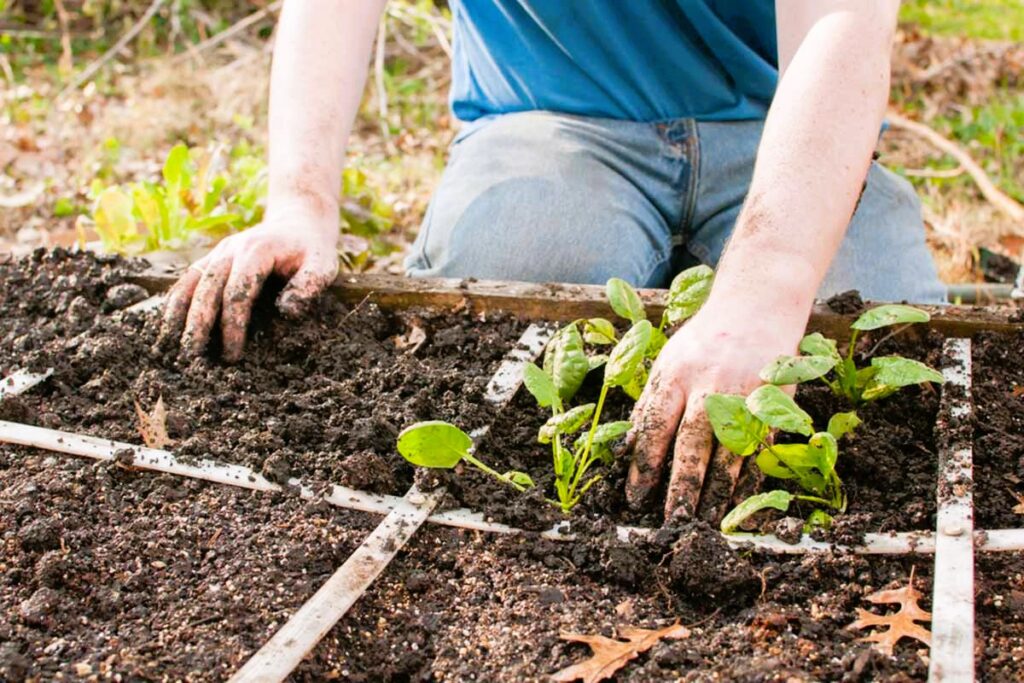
2;250;1023;681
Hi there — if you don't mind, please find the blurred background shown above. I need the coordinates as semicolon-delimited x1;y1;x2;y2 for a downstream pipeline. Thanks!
0;0;1021;292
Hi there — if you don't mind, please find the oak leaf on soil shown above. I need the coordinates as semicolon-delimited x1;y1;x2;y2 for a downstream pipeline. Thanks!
848;571;932;655
134;396;172;449
552;622;690;683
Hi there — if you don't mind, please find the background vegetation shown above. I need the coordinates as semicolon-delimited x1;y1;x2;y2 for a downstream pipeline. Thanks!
1;0;1021;284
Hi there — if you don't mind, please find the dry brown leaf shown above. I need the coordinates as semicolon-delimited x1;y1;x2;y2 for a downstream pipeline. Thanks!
552;622;690;683
848;569;932;655
1011;492;1024;515
394;320;427;353
135;396;173;449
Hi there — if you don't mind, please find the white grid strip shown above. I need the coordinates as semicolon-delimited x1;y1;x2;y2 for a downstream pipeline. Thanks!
929;338;975;682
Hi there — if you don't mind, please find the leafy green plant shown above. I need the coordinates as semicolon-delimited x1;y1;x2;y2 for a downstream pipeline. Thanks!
714;305;944;533
521;267;713;512
706;386;861;533
759;304;944;405
84;142;244;254
396;421;534;491
394;267;714;514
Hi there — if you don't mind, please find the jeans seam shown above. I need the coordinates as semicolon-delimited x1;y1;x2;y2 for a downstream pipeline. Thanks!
680;119;700;236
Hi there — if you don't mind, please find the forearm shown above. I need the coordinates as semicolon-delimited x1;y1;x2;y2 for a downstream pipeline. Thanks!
708;3;897;323
267;0;387;221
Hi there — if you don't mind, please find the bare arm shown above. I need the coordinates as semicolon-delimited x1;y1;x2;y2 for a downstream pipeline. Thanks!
628;0;900;519
708;0;898;329
161;0;387;361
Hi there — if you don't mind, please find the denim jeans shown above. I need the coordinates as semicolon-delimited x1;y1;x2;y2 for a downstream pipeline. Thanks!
405;111;946;303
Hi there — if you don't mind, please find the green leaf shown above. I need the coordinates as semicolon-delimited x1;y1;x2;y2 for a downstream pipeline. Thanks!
767;443;818;471
755;447;796;479
721;490;795;533
577;420;631;463
746;385;814;436
538;403;596;444
606;278;645;323
604;320;653;388
860;357;944;401
543;323;589;401
646;326;668;359
162;143;192;190
705;394;768;456
522;363;559;409
663;265;713;326
805;509;833;531
583;318;617;345
827;411;861;440
588;354;609;371
807;432;839;478
870;356;945;387
799;332;840;360
759;355;837;385
851;304;930;331
396;421;472;468
503;470;535;488
622;365;648;400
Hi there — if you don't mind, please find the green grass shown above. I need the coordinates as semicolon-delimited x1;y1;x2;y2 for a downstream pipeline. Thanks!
900;0;1024;41
898;89;1024;202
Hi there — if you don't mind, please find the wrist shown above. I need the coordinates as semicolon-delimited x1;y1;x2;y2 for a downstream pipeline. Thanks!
705;247;819;326
268;166;341;220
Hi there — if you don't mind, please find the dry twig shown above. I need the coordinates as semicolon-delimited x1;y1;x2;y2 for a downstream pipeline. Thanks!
58;0;170;98
888;111;1024;229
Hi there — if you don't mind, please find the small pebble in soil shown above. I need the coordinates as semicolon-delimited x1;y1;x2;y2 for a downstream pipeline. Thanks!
102;283;149;311
537;586;565;605
774;517;805;545
260;451;292;485
34;551;69;588
18;587;60;628
17;518;61;552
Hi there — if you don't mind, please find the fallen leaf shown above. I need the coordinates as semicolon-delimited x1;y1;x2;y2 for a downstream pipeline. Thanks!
552;622;690;683
135;396;173;449
394;319;427;353
1011;492;1024;515
848;568;932;655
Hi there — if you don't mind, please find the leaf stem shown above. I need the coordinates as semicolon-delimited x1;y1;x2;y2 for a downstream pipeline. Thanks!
568;384;609;500
463;452;527;492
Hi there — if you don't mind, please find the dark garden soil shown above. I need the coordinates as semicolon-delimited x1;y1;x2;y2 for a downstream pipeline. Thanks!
976;552;1024;682
1;249;526;495
2;251;1023;681
0;446;379;681
972;331;1024;529
317;523;935;682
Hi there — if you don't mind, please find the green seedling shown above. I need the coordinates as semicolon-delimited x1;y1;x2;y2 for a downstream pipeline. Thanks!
396;421;535;491
759;304;944;404
394;268;713;514
522;268;714;511
707;386;862;533
83;142;393;262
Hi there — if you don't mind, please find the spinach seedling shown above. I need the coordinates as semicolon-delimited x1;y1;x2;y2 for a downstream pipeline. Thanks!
522;268;714;512
396;420;535;491
759;304;944;404
706;386;861;533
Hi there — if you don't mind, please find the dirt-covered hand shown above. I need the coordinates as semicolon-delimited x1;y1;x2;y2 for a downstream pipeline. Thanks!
625;306;804;521
160;210;339;362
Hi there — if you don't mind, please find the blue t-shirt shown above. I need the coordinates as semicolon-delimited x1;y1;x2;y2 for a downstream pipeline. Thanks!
449;1;778;123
